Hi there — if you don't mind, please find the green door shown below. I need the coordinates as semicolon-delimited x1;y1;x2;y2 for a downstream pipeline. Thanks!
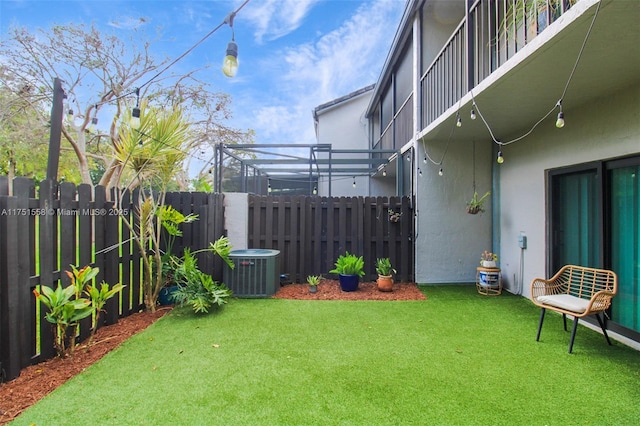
609;163;640;333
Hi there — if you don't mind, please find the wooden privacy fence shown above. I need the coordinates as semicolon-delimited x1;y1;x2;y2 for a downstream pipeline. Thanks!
248;195;414;283
0;177;224;382
0;176;413;383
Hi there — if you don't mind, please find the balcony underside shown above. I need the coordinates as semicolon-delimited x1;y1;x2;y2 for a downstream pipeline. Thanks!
419;0;640;143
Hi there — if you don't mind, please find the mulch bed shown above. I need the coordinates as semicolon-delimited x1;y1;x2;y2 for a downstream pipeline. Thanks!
0;281;424;424
273;279;426;301
0;308;170;425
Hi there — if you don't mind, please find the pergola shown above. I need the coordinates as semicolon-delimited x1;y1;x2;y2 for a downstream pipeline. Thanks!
212;143;402;196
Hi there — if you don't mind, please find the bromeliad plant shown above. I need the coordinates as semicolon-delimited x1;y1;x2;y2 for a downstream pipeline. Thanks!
329;251;365;277
375;258;396;277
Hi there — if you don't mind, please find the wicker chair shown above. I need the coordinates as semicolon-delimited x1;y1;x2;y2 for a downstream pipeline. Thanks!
530;265;617;353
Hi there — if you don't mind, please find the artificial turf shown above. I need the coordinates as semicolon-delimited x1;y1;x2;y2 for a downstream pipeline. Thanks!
12;285;640;425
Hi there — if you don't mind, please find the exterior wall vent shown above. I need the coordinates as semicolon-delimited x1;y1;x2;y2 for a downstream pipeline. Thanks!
223;249;280;298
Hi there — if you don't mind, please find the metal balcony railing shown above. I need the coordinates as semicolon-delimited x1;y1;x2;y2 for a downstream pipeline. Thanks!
420;0;578;129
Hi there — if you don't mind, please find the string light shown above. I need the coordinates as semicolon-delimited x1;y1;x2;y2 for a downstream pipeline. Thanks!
470;106;476;120
312;186;317;195
456;112;462;127
496;150;504;164
418;168;423;177
89;116;98;133
423;156;427;164
352;176;356;188
382;167;387;177
438;168;444;176
131;88;141;129
267;179;272;193
222;13;239;78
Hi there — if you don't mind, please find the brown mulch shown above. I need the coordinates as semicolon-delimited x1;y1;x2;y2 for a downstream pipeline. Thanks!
0;282;424;424
0;308;170;425
273;279;426;301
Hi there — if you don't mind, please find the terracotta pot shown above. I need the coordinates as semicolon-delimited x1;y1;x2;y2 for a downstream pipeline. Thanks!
377;275;393;292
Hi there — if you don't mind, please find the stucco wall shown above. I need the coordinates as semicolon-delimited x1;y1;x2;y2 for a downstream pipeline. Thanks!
415;137;494;284
498;81;640;298
315;91;372;197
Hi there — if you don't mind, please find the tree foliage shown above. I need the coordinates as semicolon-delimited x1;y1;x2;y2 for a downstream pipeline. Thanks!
0;22;253;189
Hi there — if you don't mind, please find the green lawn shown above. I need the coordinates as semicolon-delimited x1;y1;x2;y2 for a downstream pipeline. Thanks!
13;285;640;425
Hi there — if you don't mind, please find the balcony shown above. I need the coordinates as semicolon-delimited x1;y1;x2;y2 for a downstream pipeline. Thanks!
419;0;639;141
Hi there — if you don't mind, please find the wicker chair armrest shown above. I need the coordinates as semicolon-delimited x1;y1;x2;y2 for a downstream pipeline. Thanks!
585;290;616;314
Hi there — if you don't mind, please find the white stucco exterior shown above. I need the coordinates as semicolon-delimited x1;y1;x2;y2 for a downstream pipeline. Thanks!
314;86;374;197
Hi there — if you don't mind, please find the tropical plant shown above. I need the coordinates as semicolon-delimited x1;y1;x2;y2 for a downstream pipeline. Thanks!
84;280;125;344
170;246;232;314
307;275;322;286
375;258;396;277
33;283;92;357
498;0;580;42
329;251;365;277
466;191;491;214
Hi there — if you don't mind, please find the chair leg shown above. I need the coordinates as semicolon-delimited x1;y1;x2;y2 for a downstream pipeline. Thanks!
536;308;546;342
562;313;567;331
595;313;613;346
568;316;579;354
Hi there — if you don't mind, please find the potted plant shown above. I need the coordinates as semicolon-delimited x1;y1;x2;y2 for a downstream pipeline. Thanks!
329;251;365;292
466;191;491;214
480;250;498;268
307;275;321;294
375;258;396;292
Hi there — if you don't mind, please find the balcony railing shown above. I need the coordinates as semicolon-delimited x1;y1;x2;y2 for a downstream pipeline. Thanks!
373;93;413;157
420;0;578;129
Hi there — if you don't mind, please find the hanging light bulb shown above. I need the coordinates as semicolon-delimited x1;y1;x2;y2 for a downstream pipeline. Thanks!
382;167;387;177
267;179;272;193
352;177;356;188
496;150;504;164
88;116;98;133
131;107;141;129
131;88;141;129
222;41;239;78
418;168;423;177
423;156;427;164
438;168;444;176
222;12;238;78
470;107;477;120
456;112;462;127
556;111;565;128
312;186;317;195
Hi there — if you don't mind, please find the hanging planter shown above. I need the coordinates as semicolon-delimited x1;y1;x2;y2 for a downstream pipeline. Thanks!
466;191;491;215
388;208;402;223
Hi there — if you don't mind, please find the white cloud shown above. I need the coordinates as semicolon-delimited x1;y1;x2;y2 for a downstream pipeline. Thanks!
242;0;320;43
245;0;403;146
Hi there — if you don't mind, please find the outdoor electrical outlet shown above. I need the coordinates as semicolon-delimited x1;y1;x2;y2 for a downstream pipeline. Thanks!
518;234;527;249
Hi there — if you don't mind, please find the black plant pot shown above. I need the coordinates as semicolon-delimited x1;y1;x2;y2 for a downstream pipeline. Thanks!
339;274;359;292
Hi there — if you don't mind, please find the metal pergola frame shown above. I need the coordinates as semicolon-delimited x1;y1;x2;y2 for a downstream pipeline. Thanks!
213;143;401;196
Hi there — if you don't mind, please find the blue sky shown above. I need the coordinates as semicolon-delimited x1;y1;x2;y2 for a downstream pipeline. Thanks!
1;0;405;153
